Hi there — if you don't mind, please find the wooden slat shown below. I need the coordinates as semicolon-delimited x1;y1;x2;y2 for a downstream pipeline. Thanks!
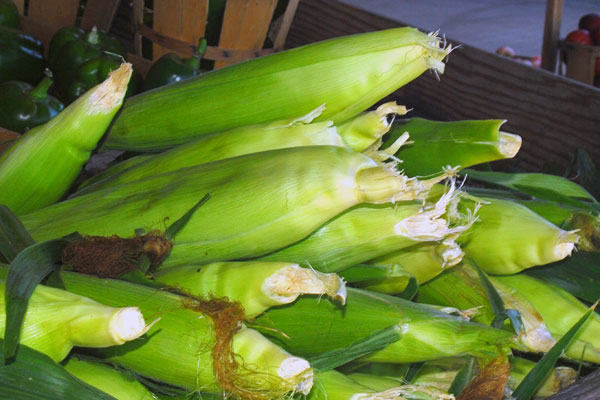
273;0;300;50
12;0;24;14
152;0;208;60
214;0;277;69
0;128;19;155
286;0;600;172
125;52;152;78
26;0;79;46
541;0;564;72
132;0;144;57
81;0;121;31
136;23;276;62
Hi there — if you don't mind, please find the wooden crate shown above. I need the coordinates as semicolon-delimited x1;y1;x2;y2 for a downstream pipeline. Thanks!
12;0;121;53
130;0;300;75
560;40;600;86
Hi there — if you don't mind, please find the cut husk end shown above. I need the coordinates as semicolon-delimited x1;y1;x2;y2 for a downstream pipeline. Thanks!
262;265;347;305
85;63;132;114
109;306;153;343
555;230;580;260
497;131;522;158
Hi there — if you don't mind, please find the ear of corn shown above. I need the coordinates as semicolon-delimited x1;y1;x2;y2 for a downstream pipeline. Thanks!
104;28;451;151
75;106;347;196
492;273;600;363
252;287;512;364
258;179;470;272
0;64;132;215
152;261;346;318
0;279;150;362
382;118;522;176
62;357;158;400
20;146;447;268
455;197;579;274
417;261;557;353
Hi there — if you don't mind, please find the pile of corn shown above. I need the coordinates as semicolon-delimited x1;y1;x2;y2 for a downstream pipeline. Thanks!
0;26;598;400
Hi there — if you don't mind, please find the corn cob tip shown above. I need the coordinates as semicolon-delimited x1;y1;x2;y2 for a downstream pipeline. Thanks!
86;62;132;115
278;357;313;395
110;306;153;344
497;131;522;158
263;265;347;305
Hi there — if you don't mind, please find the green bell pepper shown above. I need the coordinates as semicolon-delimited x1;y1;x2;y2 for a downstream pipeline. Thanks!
51;26;137;103
0;26;45;85
0;73;64;133
48;25;123;70
0;0;20;29
68;53;140;102
141;39;207;92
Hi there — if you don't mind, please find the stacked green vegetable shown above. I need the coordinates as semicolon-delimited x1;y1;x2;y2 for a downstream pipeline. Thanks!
0;24;598;400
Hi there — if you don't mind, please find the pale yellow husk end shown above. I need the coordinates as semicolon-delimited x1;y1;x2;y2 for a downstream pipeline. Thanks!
86;63;133;114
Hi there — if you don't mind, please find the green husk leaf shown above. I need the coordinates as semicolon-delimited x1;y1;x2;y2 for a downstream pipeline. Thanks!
472;261;524;335
0;205;35;262
525;251;600;303
511;302;597;400
404;362;425;383
571;148;600;201
164;193;210;240
308;325;401;371
3;233;80;362
0;340;115;399
463;169;597;203
398;276;419;300
448;357;475;396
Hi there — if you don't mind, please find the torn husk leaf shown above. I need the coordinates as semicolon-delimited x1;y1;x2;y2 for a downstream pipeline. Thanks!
337;101;408;152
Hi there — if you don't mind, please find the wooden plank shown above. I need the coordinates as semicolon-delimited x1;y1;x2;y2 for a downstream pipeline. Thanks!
152;0;208;60
12;0;24;15
541;0;564;72
26;0;79;45
273;0;300;50
125;52;152;78
132;0;144;57
0;127;19;155
81;0;121;31
286;0;600;172
136;23;276;62
214;0;277;69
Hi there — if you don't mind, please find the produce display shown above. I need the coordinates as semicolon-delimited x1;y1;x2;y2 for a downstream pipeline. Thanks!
1;18;600;400
563;12;600;86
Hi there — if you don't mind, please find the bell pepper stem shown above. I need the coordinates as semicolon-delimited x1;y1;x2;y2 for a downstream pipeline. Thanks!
29;76;53;100
184;38;207;71
87;26;100;45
